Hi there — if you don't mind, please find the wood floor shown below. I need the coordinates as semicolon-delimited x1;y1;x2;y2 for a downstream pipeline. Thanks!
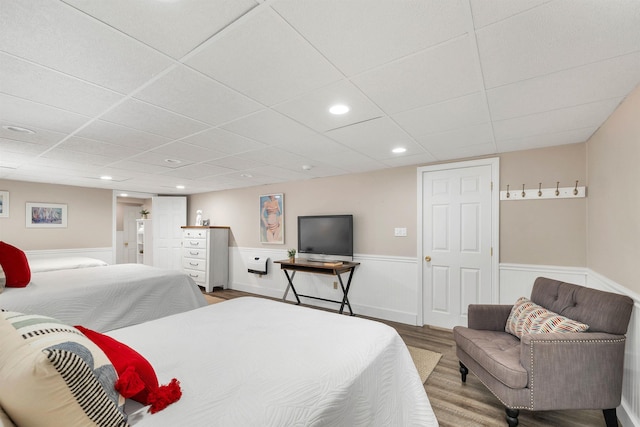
207;289;611;427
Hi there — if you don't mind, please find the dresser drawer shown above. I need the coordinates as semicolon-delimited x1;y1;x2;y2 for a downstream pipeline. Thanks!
183;239;205;249
183;229;207;239
182;258;206;272
182;248;206;259
184;268;207;285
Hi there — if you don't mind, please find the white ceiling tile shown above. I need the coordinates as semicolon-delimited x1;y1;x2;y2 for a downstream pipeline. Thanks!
477;0;640;88
327;117;425;160
415;123;495;151
149;142;226;163
275;80;384;132
0;138;50;156
75;120;171;151
496;127;596;153
40;148;115;167
134;66;263;126
393;92;491;140
58;136;142;159
186;8;342;105
61;0;258;59
431;142;497;161
352;36;483;114
128;152;194;169
0;1;173;93
180;128;268;154
0;53;124;116
205;156;265;171
488;52;640;120
494;98;622;141
161;164;235;180
0;93;90;134
222;109;322;147
234;147;311;167
382;152;438;168
100;99;209;139
273;0;468;76
108;160;176;175
469;0;550;29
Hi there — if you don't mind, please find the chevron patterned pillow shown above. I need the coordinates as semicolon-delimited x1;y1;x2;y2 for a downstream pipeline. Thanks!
505;296;589;338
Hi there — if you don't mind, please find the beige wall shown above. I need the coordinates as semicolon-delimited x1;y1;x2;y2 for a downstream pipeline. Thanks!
587;85;640;295
500;144;587;266
189;145;587;266
188;166;418;257
0;180;112;250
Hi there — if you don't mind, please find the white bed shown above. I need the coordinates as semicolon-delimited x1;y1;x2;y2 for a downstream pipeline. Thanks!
107;297;438;427
0;263;207;332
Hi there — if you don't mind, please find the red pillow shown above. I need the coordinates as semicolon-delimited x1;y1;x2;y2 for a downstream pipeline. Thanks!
75;325;181;414
0;241;31;287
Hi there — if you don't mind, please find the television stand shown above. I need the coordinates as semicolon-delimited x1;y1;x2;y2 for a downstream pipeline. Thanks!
274;259;360;316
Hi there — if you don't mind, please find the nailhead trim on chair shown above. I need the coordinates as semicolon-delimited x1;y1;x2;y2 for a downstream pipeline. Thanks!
528;337;626;409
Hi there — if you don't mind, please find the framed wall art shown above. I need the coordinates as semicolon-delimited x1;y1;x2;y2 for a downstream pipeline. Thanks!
0;191;8;218
26;202;68;228
259;193;283;244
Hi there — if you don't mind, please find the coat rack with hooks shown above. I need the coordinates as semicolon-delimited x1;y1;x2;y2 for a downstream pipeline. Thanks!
500;181;586;201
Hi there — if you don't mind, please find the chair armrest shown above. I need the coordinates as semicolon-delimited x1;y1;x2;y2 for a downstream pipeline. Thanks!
520;332;627;410
468;304;513;330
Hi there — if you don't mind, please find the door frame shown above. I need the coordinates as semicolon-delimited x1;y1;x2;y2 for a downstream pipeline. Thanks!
416;157;500;326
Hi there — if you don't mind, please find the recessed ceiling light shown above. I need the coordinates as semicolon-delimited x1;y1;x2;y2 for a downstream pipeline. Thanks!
240;173;253;178
164;158;182;164
176;185;185;190
3;125;36;134
100;175;113;180
302;165;312;171
392;147;407;154
329;104;350;115
120;193;128;197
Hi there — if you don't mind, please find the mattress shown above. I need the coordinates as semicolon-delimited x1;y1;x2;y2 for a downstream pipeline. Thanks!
0;263;207;332
107;297;438;426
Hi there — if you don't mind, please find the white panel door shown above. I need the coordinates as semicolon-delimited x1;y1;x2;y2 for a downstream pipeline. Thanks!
152;196;186;271
121;205;139;264
420;160;497;329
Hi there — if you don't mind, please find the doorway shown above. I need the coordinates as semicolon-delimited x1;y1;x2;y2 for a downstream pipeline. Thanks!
417;158;499;329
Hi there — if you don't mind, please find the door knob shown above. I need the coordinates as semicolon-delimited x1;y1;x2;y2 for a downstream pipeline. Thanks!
425;256;431;262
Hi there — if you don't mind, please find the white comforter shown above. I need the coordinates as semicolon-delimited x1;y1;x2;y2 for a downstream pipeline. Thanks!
108;297;438;427
0;264;207;332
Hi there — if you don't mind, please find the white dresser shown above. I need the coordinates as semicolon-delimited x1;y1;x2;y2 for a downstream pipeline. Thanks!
181;226;230;292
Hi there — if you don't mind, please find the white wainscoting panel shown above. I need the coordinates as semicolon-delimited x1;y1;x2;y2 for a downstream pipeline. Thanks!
229;247;419;325
499;263;587;304
25;247;113;264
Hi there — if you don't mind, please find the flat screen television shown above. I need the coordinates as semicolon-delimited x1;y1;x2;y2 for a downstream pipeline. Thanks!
297;214;353;259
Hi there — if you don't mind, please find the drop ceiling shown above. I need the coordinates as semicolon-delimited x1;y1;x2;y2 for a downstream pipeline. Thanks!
1;0;639;195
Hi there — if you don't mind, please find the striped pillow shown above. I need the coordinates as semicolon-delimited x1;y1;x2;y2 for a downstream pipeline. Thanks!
505;297;589;338
0;311;128;427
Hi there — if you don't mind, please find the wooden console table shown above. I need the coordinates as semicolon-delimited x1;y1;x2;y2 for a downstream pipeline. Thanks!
274;259;360;316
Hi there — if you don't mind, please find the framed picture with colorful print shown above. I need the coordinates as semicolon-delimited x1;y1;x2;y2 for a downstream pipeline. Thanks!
26;202;68;228
259;193;283;244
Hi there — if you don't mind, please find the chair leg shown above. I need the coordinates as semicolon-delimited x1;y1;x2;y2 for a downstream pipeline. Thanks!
459;361;468;382
505;407;519;427
603;408;618;427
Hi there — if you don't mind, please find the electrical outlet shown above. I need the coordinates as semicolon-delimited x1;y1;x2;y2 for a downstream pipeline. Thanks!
333;281;338;289
394;227;407;237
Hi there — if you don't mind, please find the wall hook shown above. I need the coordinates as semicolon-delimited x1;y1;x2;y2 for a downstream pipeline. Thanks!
506;184;510;198
555;182;560;196
521;184;526;198
538;183;542;197
574;180;579;196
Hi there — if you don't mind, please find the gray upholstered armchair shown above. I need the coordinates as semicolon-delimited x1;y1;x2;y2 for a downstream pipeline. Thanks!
453;277;633;427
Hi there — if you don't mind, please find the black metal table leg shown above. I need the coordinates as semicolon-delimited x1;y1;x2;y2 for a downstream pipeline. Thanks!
282;270;300;304
338;268;355;315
